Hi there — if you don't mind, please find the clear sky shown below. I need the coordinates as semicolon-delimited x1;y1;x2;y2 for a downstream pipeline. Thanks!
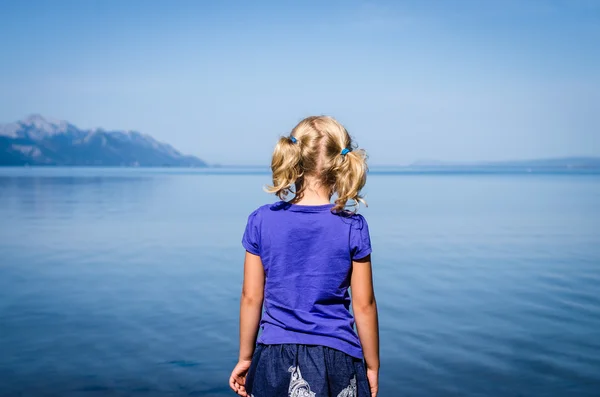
1;0;598;165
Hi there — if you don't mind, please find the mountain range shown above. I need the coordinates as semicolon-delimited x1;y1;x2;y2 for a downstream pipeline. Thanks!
410;157;600;168
0;115;206;167
1;115;597;169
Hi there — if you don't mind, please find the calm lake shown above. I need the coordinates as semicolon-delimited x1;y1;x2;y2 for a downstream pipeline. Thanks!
1;167;599;396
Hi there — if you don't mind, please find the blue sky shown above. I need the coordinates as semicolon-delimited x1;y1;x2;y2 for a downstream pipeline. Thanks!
0;0;598;165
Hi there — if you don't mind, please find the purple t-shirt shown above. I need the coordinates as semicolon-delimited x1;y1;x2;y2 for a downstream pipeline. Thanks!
242;201;372;359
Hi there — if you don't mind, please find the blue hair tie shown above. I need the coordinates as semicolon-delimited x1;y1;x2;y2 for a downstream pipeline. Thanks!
341;148;351;156
290;136;297;144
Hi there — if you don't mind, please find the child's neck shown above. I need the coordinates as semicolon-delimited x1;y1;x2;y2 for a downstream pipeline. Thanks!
294;176;331;206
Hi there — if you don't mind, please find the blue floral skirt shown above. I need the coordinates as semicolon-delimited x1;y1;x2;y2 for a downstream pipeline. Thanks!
245;344;371;397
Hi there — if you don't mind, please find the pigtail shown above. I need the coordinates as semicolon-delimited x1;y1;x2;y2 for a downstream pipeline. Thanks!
265;136;303;200
331;146;368;213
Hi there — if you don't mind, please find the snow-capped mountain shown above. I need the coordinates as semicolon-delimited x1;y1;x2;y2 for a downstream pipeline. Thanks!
0;115;207;166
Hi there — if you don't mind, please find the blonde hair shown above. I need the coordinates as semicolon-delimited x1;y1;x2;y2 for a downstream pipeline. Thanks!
266;116;368;213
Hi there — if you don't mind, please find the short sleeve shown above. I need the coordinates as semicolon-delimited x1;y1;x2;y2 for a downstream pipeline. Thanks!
350;214;372;260
242;209;261;255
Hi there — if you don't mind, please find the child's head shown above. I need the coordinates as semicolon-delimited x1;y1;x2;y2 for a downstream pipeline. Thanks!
267;116;368;212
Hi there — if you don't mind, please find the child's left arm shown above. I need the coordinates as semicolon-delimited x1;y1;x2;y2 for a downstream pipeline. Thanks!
229;251;265;396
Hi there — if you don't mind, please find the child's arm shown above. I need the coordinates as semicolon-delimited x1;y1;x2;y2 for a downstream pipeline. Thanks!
230;252;265;396
238;251;265;361
351;254;379;395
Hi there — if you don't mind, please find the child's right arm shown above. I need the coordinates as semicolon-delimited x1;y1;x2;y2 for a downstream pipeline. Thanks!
351;254;379;397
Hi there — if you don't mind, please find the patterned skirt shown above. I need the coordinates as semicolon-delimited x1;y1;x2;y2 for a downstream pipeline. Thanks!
245;343;371;397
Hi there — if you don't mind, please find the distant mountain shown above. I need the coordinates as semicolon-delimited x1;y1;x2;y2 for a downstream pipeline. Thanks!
0;114;207;167
411;157;600;169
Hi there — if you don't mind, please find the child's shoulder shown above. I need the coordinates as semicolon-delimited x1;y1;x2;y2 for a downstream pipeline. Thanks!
336;207;368;220
245;201;286;222
251;200;301;214
245;203;269;219
340;210;367;219
334;210;370;234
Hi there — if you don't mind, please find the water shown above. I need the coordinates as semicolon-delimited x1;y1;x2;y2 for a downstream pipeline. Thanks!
1;167;599;397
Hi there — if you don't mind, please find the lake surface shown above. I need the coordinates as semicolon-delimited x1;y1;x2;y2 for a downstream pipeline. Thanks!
1;167;599;397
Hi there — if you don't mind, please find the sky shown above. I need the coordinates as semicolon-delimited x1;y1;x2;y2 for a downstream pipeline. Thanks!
0;0;599;165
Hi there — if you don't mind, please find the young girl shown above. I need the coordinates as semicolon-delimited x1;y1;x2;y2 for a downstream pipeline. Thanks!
229;116;379;397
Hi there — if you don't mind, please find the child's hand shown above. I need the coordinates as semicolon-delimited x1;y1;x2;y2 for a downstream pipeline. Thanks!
366;368;379;397
229;359;252;396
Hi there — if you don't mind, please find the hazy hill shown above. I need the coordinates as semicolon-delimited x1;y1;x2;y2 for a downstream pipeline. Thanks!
0;115;207;167
410;157;600;169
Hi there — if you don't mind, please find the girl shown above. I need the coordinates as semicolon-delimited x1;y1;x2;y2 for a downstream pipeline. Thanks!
229;116;379;397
